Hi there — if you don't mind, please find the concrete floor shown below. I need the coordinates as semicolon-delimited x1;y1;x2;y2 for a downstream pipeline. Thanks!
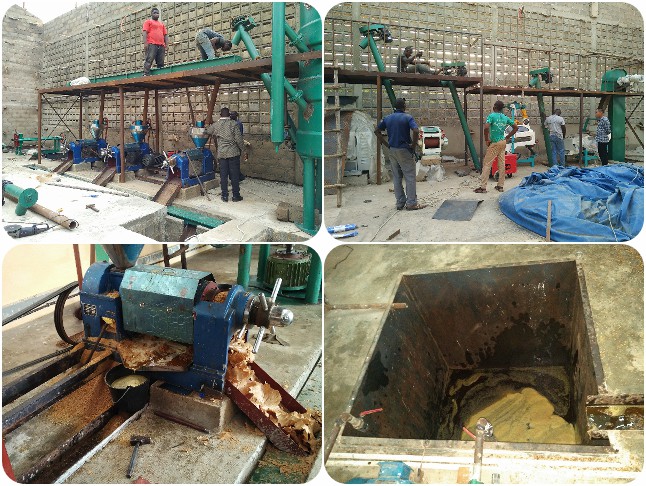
323;244;644;483
2;244;322;483
1;153;309;242
324;159;644;242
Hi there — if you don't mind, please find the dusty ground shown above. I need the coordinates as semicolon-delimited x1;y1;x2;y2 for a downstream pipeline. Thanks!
324;158;642;242
1;152;308;242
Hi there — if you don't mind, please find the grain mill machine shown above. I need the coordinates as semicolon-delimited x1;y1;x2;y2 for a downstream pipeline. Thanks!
162;121;216;188
79;244;292;392
112;120;154;174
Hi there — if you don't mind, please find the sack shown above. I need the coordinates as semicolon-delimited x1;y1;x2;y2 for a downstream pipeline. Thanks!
428;164;445;182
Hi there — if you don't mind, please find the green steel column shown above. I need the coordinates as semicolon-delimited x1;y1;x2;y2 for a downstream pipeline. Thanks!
314;157;322;212
271;3;286;150
237;244;252;289
608;96;626;161
305;247;322;304
301;155;315;231
296;3;322;234
442;81;480;170
2;183;38;216
365;35;397;109
256;244;271;284
536;93;554;166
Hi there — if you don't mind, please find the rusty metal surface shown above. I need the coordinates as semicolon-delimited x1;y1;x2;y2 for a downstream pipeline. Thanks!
466;85;644;98
40;52;321;97
225;361;308;456
153;179;182;206
92;166;117;187
344;260;604;445
324;67;482;89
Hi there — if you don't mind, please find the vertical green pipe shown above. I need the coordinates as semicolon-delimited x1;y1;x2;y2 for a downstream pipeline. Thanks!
443;81;480;170
537;93;554;166
305;247;322;304
237;244;252;289
233;24;298;141
302;155;315;231
271;3;286;150
366;35;397;109
256;244;271;285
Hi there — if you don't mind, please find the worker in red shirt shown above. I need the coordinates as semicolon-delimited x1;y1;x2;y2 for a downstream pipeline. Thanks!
142;7;169;76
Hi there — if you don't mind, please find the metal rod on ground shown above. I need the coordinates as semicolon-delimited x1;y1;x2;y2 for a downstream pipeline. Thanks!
325;302;408;310
3;194;78;230
153;410;209;433
471;418;493;484
43;181;130;196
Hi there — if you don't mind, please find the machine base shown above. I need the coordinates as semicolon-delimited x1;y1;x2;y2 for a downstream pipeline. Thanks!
149;381;235;433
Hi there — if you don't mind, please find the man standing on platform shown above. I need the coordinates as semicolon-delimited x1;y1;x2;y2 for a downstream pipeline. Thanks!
475;100;518;194
595;108;612;166
374;98;426;211
208;108;246;202
142;7;169;76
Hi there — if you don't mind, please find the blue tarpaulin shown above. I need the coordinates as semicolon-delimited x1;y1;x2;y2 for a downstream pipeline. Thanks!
499;164;644;241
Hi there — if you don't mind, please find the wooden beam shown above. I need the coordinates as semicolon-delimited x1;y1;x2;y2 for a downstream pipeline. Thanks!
205;82;221;125
185;87;196;125
119;87;126;182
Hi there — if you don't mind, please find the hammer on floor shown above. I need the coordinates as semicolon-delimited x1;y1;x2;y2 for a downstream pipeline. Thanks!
126;435;151;479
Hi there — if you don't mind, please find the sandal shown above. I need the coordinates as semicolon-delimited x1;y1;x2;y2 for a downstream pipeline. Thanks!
405;203;427;210
495;186;504;192
474;187;487;193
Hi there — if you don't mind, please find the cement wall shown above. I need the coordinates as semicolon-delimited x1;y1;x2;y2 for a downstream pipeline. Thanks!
1;6;43;145
2;2;310;185
325;2;644;158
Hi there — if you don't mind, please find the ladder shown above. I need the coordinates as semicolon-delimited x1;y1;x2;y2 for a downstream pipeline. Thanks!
324;65;347;208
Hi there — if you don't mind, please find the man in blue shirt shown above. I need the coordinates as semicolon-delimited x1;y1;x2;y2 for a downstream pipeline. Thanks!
595;108;611;166
374;98;426;210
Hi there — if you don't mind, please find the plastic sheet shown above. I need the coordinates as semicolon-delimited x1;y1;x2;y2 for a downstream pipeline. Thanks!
499;164;644;241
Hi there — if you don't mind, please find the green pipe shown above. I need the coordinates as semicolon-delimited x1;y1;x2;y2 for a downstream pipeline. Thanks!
237;244;252;289
3;183;38;216
536;93;554;166
233;23;298;142
314;158;322;212
256;245;271;284
284;22;309;53
305;247;322;304
271;3;287;150
366;35;397;109
301;155;315;232
442;81;480;170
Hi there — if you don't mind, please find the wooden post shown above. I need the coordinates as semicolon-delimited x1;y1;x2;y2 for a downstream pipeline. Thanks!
98;92;105;139
119;87;126;183
143;89;149;120
376;74;382;186
73;245;83;291
37;93;42;164
579;93;584;166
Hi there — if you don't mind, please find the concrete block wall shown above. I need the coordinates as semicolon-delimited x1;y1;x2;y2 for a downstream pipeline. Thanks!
8;2;309;185
1;6;43;144
325;2;644;157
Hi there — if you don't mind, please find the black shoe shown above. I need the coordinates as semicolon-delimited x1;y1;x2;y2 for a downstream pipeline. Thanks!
221;196;228;202
232;195;243;202
240;174;246;182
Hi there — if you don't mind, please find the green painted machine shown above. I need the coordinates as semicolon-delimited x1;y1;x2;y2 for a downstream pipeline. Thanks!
529;67;555;166
601;69;628;162
231;3;322;235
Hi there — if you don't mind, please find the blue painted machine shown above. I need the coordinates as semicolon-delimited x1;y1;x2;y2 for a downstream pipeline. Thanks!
113;120;154;173
79;246;293;393
67;118;109;165
165;121;215;188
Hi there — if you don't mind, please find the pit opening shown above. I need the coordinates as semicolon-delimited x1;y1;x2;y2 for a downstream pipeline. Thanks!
346;261;604;446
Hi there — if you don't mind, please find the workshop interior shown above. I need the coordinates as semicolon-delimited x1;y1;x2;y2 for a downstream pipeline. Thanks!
2;243;322;483
2;1;322;241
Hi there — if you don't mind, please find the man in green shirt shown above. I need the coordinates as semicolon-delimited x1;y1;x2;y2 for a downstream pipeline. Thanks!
475;100;518;193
